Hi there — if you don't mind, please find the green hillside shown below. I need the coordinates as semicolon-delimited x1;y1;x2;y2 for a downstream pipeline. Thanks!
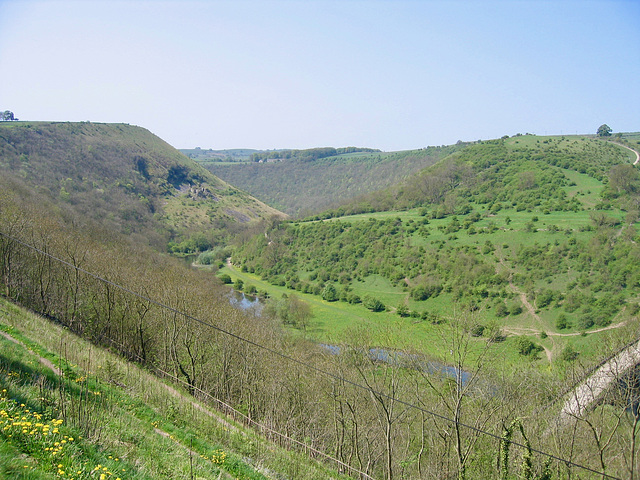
0;174;355;480
0;122;285;251
229;135;640;364
203;145;461;216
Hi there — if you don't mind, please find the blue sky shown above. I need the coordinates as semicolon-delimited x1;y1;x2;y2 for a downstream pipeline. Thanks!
1;0;638;151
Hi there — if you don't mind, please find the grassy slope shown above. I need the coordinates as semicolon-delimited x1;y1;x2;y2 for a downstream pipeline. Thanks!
0;296;351;480
224;135;640;368
203;146;461;216
0;122;284;248
219;262;519;368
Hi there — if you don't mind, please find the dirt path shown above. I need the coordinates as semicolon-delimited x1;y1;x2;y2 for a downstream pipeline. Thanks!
495;250;553;362
511;287;553;362
624;144;639;165
0;330;62;376
493;247;630;362
503;320;626;338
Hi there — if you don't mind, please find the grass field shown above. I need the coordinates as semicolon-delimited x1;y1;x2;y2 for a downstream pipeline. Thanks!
217;256;633;372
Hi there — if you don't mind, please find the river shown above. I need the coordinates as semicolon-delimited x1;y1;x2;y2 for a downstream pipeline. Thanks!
228;291;472;386
229;291;263;314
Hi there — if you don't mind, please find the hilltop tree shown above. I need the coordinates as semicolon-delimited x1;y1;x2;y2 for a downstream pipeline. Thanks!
1;110;17;121
597;124;612;137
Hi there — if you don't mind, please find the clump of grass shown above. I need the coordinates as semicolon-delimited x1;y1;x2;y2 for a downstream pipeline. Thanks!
0;387;130;479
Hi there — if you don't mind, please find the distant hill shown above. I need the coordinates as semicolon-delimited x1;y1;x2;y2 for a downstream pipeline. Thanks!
202;146;460;217
0;122;285;250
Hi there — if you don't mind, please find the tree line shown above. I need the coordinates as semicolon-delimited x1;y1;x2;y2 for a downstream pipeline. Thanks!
249;146;380;163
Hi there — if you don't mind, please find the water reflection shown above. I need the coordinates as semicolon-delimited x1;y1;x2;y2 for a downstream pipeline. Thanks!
229;291;263;316
321;344;471;386
227;295;473;387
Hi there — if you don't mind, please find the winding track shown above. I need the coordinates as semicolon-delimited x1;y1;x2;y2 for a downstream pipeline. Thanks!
615;142;639;165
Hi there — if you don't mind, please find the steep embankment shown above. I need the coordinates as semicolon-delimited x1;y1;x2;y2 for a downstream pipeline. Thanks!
0;296;347;480
0;121;285;249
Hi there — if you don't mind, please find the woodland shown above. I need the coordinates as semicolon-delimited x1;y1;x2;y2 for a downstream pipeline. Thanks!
0;122;639;479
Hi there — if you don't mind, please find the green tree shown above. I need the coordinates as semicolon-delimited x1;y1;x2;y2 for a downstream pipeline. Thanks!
597;124;612;137
288;294;313;330
321;283;338;302
559;343;579;362
515;336;543;357
1;110;16;121
555;314;569;330
363;295;385;312
608;164;639;194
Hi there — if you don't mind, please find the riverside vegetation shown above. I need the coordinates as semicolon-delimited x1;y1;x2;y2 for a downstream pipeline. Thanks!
0;122;639;479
